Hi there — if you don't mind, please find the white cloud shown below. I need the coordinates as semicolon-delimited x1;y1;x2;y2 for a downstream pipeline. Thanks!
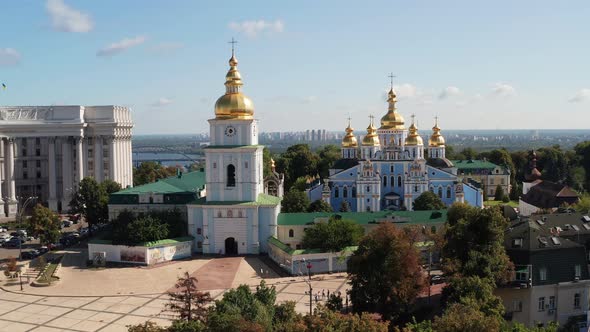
569;88;590;103
392;83;418;99
439;86;461;99
148;42;184;54
97;36;147;57
491;83;516;97
0;48;21;66
46;0;93;33
151;97;173;107
228;19;284;38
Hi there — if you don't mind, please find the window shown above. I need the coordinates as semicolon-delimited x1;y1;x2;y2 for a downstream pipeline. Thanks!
36;171;41;179
197;241;202;249
334;187;339;198
575;264;581;279
245;161;248;169
23;160;27;168
227;210;233;218
217;211;222;218
438;187;443;198
366;185;370;192
513;300;523;312
213;162;217;169
23;172;28;179
35;138;40;145
539;267;547;281
397;176;402;187
383;176;387;187
414;185;419;193
289;229;294;238
366;206;371;212
22;149;27;156
512;238;523;248
515;268;528;281
501;178;505;185
490;178;495;185
352;187;356;197
446;187;451;198
238;210;243;218
227;164;236;187
390;176;394;187
343;186;348;198
36;148;40;156
390;165;394;172
538;297;545;311
197;228;202;235
549;296;556;310
36;160;41;168
574;293;581;309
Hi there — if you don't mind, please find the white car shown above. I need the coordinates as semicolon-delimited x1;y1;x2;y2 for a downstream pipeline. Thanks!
0;226;8;232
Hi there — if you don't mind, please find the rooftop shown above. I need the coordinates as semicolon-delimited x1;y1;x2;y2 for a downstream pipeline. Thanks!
112;170;206;195
278;210;447;226
189;193;281;206
451;159;500;170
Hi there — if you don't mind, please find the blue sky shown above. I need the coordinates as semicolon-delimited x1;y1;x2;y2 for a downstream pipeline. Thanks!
0;0;589;134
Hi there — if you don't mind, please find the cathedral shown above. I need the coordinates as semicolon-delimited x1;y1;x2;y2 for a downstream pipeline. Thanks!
319;87;484;212
185;49;283;255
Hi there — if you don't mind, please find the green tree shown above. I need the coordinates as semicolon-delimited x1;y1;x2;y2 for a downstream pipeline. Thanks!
494;184;504;201
574;141;590;190
307;199;333;212
537;146;568;183
275;144;320;190
317;145;341;180
413;191;446;210
281;190;311;213
262;147;273;177
301;217;363;252
133;161;178;186
166;272;211;323
100;179;122;194
348;223;427;322
442;204;514;285
339;201;351;212
441;276;504;319
127;321;167;332
432;302;502;332
26;204;61;246
325;293;343;312
127;216;169;244
306;305;389;331
574;194;590;214
69;177;109;231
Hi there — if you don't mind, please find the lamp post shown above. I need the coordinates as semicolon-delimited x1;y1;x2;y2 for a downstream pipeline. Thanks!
306;261;313;317
17;196;37;262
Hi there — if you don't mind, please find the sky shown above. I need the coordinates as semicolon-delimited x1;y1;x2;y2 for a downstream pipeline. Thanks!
0;0;589;135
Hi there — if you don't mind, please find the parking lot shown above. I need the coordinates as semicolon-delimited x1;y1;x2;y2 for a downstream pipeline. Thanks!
0;216;88;261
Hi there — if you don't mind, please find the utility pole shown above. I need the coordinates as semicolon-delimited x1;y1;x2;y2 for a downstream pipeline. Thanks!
307;262;313;317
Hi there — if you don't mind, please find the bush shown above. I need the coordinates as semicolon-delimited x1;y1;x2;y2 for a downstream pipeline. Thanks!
502;195;510;203
126;216;169;244
111;209;185;245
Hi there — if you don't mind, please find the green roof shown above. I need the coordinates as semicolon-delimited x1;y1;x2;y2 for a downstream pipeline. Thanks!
451;160;500;170
189;193;281;206
89;236;194;248
278;210;447;226
112;170;206;195
268;236;355;255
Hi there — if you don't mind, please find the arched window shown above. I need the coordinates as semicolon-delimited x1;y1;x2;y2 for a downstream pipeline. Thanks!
446;186;452;198
343;186;348;198
414;185;419;192
397;176;402;187
366;206;371;212
288;229;294;238
227;164;236;187
352;187;357;197
390;176;395;187
383;176;387;187
366;185;370;192
227;210;233;218
334;187;339;198
438;186;443;198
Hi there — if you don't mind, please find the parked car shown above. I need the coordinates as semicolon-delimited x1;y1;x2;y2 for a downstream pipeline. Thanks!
3;238;21;248
0;236;12;244
0;226;8;232
430;275;445;285
21;250;40;260
62;220;73;228
38;246;49;254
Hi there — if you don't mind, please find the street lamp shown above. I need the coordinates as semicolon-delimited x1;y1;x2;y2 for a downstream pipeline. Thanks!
304;260;313;317
17;196;37;262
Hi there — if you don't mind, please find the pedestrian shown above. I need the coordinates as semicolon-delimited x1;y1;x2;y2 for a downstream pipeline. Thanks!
322;289;325;299
327;290;330;298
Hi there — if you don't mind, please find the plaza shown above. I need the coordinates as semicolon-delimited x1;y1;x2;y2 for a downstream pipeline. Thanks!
0;249;351;332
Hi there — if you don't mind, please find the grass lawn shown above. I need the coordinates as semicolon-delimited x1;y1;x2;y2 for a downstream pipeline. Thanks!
484;200;519;208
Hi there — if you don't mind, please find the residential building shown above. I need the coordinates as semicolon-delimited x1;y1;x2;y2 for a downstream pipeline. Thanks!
451;159;511;198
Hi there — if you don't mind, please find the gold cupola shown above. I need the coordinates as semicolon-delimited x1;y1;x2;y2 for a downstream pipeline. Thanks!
214;49;254;120
362;116;380;146
428;117;446;147
341;118;358;148
379;88;406;130
405;115;424;146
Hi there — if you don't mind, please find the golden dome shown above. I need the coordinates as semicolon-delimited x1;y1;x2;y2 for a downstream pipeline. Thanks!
379;88;405;130
405;119;424;146
429;118;446;147
214;52;254;119
341;120;358;148
362;119;380;146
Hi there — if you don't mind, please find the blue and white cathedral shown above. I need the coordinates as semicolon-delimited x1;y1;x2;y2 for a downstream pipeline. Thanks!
322;87;483;212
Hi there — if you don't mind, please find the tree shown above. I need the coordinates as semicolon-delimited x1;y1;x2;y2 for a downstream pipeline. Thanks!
166;272;212;322
306;305;389;332
574;141;590;190
127;216;169;244
133;161;178;186
69;177;109;230
301;217;364;252
494;184;504;201
100;179;122;194
281;190;310;213
574;194;590;214
26;204;61;246
413;191;445;211
440;276;504;319
348;223;427;322
442;204;514;284
432;302;502;332
275;144;320;190
127;321;167;332
326;293;343;312
339;201;350;212
537;146;568;183
307;199;333;212
317;145;341;180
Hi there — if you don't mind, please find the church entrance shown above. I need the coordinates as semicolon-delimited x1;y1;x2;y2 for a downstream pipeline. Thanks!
225;237;238;255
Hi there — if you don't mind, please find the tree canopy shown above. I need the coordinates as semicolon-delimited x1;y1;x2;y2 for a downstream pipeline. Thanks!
348;223;427;323
413;191;446;211
133;161;178;186
26;204;61;246
307;199;333;212
281;189;311;213
301;216;363;252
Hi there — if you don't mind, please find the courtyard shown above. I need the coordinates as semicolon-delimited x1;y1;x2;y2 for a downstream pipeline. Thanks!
0;249;351;332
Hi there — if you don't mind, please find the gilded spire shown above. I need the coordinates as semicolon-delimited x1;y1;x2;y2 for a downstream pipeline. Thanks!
214;38;254;120
362;115;380;146
270;158;276;172
405;114;423;146
380;76;405;130
341;116;358;147
429;116;445;147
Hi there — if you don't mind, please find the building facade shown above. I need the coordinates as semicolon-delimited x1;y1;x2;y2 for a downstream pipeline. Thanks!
185;50;282;255
324;89;483;212
0;105;133;215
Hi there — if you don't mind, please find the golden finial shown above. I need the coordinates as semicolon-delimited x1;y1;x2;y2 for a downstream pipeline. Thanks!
270;158;275;171
228;37;238;66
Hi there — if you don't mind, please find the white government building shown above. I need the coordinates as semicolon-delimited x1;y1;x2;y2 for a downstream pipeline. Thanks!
0;106;133;216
